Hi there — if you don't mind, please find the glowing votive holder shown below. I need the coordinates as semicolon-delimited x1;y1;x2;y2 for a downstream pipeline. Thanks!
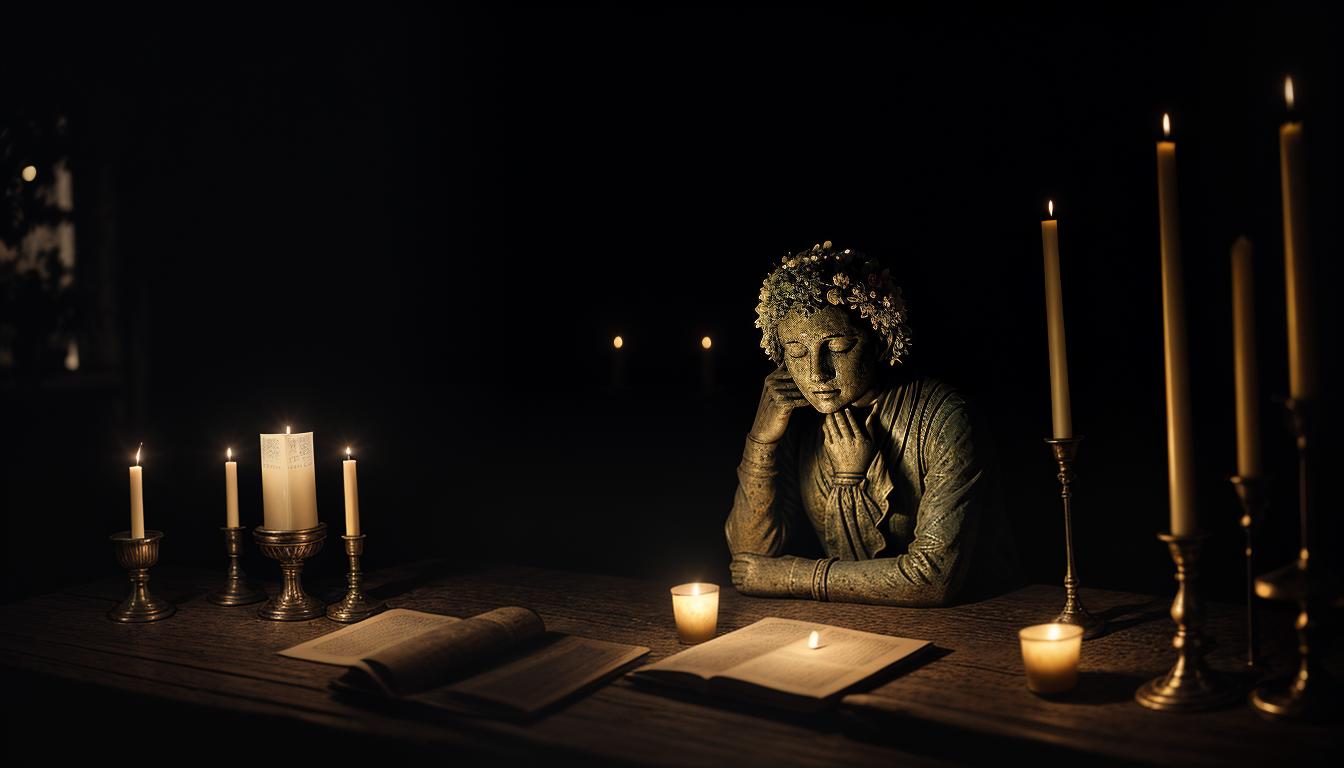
1019;623;1084;694
670;582;719;644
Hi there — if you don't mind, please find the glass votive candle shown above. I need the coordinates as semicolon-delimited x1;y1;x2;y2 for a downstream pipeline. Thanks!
1019;623;1084;694
670;583;719;644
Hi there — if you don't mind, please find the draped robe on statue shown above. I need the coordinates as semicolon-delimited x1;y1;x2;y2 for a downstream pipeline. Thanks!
726;375;1020;606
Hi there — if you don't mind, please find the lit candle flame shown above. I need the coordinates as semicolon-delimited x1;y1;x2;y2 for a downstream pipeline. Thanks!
1048;199;1054;218
135;443;142;466
1285;76;1295;111
1162;113;1171;138
613;335;624;350
227;447;232;461
346;446;352;459
701;336;713;350
285;425;291;435
690;584;701;596
808;630;820;649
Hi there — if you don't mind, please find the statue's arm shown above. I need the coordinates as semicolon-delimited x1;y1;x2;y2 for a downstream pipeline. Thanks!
825;394;986;607
725;429;802;556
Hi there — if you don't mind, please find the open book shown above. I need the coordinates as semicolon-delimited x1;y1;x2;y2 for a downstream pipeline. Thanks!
279;607;648;720
629;617;929;711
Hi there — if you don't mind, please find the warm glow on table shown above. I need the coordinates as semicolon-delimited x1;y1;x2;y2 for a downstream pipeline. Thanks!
1019;623;1083;694
670;583;719;644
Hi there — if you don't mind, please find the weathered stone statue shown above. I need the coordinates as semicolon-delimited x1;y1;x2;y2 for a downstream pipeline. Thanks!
726;242;1019;606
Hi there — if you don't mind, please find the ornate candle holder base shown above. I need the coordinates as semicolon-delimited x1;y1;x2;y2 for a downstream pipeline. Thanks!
254;523;326;621
1045;437;1104;640
1249;562;1343;721
326;534;384;623
108;531;176;622
1135;533;1240;712
208;526;266;606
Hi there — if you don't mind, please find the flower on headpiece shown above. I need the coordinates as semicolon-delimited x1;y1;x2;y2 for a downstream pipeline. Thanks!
755;241;913;367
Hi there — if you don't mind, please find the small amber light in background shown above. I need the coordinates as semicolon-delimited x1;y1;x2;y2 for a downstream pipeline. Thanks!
21;165;37;182
701;336;712;350
613;335;624;350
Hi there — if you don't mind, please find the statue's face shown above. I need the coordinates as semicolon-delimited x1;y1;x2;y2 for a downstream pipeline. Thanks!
777;305;878;414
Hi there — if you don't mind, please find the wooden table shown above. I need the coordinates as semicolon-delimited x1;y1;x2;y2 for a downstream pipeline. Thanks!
1;562;1337;765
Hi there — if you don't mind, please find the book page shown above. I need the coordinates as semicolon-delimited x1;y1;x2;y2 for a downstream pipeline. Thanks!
414;635;650;716
634;617;808;679
278;608;460;666
362;606;545;696
722;622;928;699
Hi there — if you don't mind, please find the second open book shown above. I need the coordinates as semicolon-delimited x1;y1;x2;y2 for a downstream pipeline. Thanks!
630;617;930;711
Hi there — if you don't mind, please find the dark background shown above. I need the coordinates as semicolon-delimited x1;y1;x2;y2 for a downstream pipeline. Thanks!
2;3;1340;607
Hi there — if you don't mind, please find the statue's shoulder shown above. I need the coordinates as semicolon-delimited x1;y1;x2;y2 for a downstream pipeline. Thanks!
891;374;977;443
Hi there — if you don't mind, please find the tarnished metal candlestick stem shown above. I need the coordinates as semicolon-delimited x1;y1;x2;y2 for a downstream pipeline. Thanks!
208;526;265;606
108;530;176;622
253;523;326;621
326;534;383;623
1229;476;1265;669
1251;398;1340;719
1045;437;1104;639
1136;533;1239;711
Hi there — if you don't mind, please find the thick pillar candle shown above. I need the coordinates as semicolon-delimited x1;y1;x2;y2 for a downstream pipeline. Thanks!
1280;77;1316;401
225;448;239;528
1231;238;1262;478
1156;114;1196;537
1041;201;1073;439
343;447;360;536
260;429;319;531
130;445;145;539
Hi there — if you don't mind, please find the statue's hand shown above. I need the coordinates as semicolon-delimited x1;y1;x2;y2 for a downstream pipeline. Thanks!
730;553;796;597
749;368;806;444
823;407;876;476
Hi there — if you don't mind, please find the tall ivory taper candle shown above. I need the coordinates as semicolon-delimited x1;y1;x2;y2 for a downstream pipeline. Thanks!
343;447;360;536
1157;114;1196;537
1280;76;1316;401
1041;200;1072;439
225;447;239;528
130;444;145;539
1231;238;1262;479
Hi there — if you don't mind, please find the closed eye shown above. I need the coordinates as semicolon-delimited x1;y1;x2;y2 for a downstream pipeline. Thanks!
784;342;807;358
827;337;856;353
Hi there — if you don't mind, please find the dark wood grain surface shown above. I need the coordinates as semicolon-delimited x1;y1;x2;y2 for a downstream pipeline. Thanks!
1;561;1337;765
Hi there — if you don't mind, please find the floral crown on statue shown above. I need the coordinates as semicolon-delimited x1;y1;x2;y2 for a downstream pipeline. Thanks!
755;240;912;367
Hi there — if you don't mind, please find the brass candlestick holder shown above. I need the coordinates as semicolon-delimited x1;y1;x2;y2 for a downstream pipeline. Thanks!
253;522;326;621
208;526;265;606
108;530;176;622
1044;437;1104;639
326;533;384;623
1229;475;1265;669
1136;533;1240;711
1250;398;1341;720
